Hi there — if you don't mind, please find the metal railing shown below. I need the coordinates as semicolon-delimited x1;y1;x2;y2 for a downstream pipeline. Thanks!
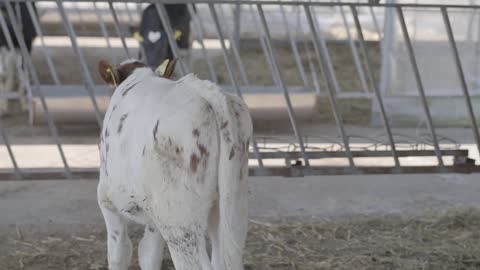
1;0;480;180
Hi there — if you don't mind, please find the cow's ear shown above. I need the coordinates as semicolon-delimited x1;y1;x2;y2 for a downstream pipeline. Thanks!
98;59;119;86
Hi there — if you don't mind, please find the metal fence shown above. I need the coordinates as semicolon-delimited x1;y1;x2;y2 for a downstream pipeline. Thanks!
1;0;480;180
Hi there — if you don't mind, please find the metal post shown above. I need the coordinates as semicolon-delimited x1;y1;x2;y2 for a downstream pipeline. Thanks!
379;1;395;96
26;2;60;85
209;3;264;167
249;4;275;83
257;4;310;167
187;4;218;83
369;6;382;38
397;7;444;166
279;3;309;88
93;1;117;65
295;6;321;95
155;3;188;75
338;2;369;93
305;4;355;168
310;5;341;93
0;120;21;179
218;4;249;85
57;0;103;128
233;1;241;49
109;1;130;59
351;5;399;168
3;2;72;178
442;7;480;161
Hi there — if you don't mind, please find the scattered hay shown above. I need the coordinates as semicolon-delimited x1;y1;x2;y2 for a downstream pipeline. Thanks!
1;208;480;270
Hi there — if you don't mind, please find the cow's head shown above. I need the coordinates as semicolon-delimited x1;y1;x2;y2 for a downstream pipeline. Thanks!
98;59;147;89
139;4;191;69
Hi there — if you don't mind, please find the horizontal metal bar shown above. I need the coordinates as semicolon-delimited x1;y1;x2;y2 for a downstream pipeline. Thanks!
6;0;480;10
255;149;468;159
1;163;479;180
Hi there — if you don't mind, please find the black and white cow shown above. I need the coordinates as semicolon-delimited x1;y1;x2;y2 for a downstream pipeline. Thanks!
0;2;37;114
138;4;191;69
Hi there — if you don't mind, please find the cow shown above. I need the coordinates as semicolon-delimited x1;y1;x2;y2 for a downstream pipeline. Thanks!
137;4;191;69
0;2;37;115
97;58;252;270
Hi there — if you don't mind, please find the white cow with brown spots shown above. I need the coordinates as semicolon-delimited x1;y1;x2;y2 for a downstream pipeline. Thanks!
97;59;251;270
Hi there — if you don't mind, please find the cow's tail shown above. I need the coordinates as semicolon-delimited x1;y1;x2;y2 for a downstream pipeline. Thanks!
216;94;251;270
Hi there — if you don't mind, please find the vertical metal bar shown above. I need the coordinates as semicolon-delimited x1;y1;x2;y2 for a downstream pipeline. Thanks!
295;6;321;95
218;4;249;85
3;2;72;178
249;4;275;84
310;5;341;93
379;1;395;96
155;3;188;75
442;7;480;161
57;0;103;128
279;3;309;88
124;2;135;26
397;7;444;166
233;1;241;49
26;2;60;85
369;6;382;38
305;4;354;168
338;3;369;93
209;3;264;167
93;1;117;65
257;4;310;167
351;5;399;168
0;119;21;179
187;4;218;83
109;1;130;59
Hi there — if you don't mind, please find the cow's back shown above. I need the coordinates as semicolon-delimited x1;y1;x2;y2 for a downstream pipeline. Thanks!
99;71;222;224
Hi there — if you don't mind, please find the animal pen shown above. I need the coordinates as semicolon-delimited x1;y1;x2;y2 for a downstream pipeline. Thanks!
1;0;480;180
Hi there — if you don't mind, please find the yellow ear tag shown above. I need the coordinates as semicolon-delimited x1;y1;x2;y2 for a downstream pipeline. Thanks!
133;31;144;43
106;67;117;87
155;59;170;76
174;30;182;41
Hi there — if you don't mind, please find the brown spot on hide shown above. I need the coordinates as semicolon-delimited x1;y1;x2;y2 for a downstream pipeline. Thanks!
153;120;159;142
221;120;229;129
148;226;156;233
197;143;209;157
117;113;128;133
192;129;200;137
175;147;181;154
229;147;235;160
190;153;199;173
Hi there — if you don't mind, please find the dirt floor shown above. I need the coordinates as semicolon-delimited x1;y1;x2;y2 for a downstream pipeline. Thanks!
1;208;480;270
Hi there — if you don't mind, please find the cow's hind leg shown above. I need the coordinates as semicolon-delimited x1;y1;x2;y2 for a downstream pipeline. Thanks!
138;224;166;270
161;225;212;270
208;202;221;270
99;204;133;270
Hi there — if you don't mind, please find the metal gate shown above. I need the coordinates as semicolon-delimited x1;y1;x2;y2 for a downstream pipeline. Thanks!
1;0;480;180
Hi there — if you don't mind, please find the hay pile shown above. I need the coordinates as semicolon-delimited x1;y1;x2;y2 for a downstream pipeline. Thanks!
1;208;480;270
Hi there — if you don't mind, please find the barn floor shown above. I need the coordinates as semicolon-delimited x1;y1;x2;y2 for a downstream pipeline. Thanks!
1;174;480;269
